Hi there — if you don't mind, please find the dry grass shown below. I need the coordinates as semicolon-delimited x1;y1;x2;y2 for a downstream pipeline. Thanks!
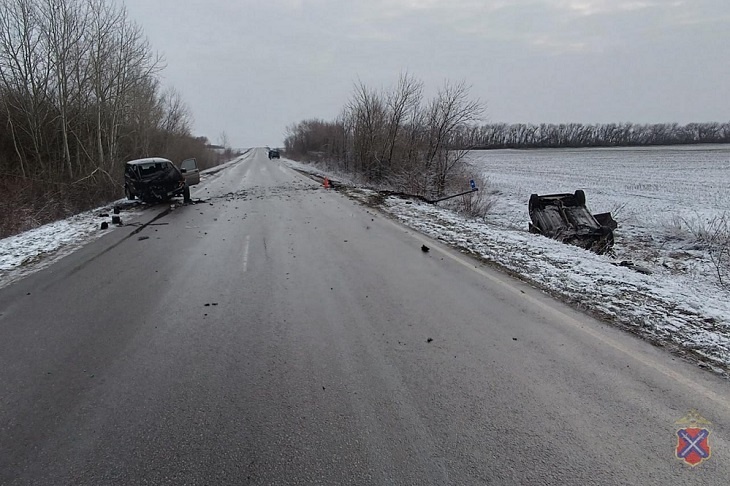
0;176;119;239
669;213;730;288
441;172;495;220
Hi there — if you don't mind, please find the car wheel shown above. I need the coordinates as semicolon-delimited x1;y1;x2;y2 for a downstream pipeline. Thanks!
574;189;586;206
125;185;135;200
183;185;191;203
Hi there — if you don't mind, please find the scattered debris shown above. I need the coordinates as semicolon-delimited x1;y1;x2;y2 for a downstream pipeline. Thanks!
137;235;149;241
421;245;430;253
427;338;433;343
100;222;109;230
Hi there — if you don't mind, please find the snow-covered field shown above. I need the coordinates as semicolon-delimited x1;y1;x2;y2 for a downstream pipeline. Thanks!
465;145;730;299
287;146;730;375
467;144;730;233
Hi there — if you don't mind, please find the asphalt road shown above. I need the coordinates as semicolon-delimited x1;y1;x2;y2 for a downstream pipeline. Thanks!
1;148;728;485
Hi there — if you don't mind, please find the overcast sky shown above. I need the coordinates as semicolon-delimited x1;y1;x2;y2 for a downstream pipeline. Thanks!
123;0;729;148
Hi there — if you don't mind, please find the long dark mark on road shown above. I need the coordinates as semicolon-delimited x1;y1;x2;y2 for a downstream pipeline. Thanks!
50;206;174;287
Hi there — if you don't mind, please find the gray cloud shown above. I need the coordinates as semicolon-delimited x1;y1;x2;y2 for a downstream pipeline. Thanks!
124;0;729;147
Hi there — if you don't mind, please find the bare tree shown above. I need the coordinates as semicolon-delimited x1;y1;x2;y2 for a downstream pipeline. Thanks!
40;0;88;177
86;0;162;173
381;72;422;176
0;0;52;175
284;76;484;198
218;131;229;150
347;81;388;179
424;80;484;196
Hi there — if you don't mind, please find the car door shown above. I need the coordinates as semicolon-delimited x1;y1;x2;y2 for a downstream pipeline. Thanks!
179;158;200;186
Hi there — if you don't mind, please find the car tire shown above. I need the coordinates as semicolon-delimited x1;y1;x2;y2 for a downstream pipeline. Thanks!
529;193;539;212
183;185;191;203
574;189;586;206
125;185;135;200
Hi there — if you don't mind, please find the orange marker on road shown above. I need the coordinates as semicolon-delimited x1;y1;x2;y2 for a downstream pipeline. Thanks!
323;177;330;189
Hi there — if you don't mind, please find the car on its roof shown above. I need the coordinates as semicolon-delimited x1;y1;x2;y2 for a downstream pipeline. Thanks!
528;189;616;254
124;157;199;203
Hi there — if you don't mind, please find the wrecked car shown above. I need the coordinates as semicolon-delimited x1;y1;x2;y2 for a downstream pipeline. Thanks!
124;157;199;203
528;190;616;254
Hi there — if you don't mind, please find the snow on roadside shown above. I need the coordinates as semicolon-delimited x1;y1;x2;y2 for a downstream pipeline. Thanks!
0;201;145;288
378;195;730;373
284;157;730;374
284;157;363;187
0;155;249;289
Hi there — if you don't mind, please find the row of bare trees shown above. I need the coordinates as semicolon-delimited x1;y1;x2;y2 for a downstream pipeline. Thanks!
284;74;484;199
0;0;220;237
469;122;730;149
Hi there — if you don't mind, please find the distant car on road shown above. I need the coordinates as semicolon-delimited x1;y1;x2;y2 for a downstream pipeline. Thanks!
124;157;199;203
268;149;280;159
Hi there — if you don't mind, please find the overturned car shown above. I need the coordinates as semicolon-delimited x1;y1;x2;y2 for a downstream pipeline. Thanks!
528;190;616;254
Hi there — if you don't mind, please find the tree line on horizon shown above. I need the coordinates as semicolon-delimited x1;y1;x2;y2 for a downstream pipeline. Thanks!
286;116;730;161
0;0;225;238
468;121;730;149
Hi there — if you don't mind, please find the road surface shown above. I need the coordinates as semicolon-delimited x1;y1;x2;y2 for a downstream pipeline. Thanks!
1;148;728;484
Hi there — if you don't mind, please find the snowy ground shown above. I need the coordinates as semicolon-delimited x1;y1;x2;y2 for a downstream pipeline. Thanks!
0;153;250;290
0;201;146;289
286;147;730;375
